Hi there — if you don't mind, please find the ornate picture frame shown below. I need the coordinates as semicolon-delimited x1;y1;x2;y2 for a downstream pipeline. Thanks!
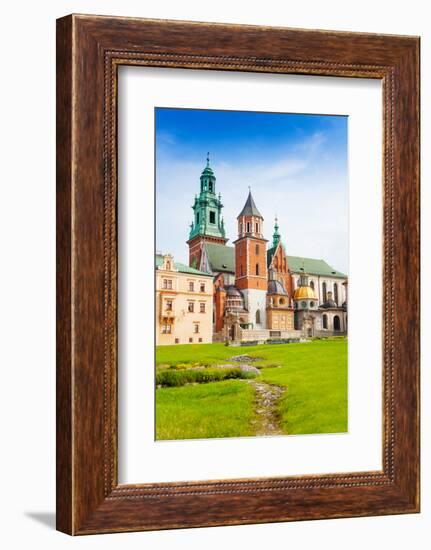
56;14;420;534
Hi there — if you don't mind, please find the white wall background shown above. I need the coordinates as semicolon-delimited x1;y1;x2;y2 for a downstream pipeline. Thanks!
0;1;428;548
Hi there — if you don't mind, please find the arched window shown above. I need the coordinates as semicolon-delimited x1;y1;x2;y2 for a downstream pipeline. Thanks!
334;315;341;331
310;280;315;290
255;309;261;325
322;282;327;302
333;283;339;305
255;244;260;255
323;314;328;329
209;182;213;192
255;263;259;276
166;261;171;270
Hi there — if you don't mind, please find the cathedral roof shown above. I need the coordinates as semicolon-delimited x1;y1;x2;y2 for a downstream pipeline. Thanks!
238;191;263;218
288;256;346;278
203;243;235;274
200;244;346;280
267;251;346;278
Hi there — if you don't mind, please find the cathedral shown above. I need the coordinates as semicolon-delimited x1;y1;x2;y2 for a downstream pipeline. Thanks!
186;156;348;342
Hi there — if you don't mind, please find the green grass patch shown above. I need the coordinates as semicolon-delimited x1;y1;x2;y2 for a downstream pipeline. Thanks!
155;339;348;437
156;380;257;440
156;367;258;387
259;340;348;434
156;342;249;367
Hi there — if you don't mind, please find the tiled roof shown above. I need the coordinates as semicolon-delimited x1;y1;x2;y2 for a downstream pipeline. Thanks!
203;243;235;273
155;254;212;277
157;248;346;279
287;255;346;278
238;191;263;218
266;245;346;278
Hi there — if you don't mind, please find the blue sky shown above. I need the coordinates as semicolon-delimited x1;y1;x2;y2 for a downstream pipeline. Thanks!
155;108;348;274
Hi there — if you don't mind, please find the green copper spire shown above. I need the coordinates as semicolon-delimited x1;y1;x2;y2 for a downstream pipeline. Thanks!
272;216;281;248
188;156;227;242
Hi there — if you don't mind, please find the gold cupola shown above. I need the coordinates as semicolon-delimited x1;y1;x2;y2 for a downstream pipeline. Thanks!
293;285;317;300
293;270;318;310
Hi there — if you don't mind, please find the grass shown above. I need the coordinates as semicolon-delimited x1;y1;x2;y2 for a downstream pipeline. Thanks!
156;342;245;368
156;380;257;440
155;339;347;439
259;341;348;434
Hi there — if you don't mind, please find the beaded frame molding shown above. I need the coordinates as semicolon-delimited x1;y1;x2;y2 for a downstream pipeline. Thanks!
56;14;420;535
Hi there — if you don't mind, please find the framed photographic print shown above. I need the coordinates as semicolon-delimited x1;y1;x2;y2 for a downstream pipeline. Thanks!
56;14;420;534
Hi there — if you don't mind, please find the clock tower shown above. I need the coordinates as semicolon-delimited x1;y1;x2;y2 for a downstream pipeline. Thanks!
187;155;228;269
234;190;268;329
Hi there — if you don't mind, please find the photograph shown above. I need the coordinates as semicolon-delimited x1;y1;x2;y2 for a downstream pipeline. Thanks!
155;107;349;440
0;0;423;544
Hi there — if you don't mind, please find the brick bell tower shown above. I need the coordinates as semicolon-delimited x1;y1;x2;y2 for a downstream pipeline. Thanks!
234;190;268;329
187;154;228;269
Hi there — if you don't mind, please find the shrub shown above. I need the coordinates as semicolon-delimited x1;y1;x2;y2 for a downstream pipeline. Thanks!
156;367;258;387
265;338;300;345
240;340;259;346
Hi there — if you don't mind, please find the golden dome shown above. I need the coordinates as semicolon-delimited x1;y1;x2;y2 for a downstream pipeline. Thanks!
293;286;317;300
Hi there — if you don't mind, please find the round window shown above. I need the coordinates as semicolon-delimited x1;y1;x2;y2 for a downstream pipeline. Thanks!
310;301;315;307
301;301;307;308
279;298;285;305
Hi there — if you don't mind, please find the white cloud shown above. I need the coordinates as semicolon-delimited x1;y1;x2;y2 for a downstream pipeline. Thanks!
156;134;348;273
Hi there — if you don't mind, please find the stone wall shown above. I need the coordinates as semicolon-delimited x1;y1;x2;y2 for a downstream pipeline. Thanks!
314;330;347;338
240;328;301;342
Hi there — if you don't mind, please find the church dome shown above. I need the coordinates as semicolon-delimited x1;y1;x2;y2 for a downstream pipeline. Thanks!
267;280;287;295
225;286;247;315
201;154;214;176
293;286;317;300
226;286;243;297
201;165;214;176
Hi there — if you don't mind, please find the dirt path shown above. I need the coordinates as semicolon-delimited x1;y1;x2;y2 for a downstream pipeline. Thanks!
249;380;286;436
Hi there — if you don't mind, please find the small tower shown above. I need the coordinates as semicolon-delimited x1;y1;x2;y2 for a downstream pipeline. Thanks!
234;190;268;329
267;217;293;305
272;216;281;248
187;154;228;269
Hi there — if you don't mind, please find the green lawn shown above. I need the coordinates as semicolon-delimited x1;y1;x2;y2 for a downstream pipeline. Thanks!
259;341;348;434
155;339;347;440
156;380;257;440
